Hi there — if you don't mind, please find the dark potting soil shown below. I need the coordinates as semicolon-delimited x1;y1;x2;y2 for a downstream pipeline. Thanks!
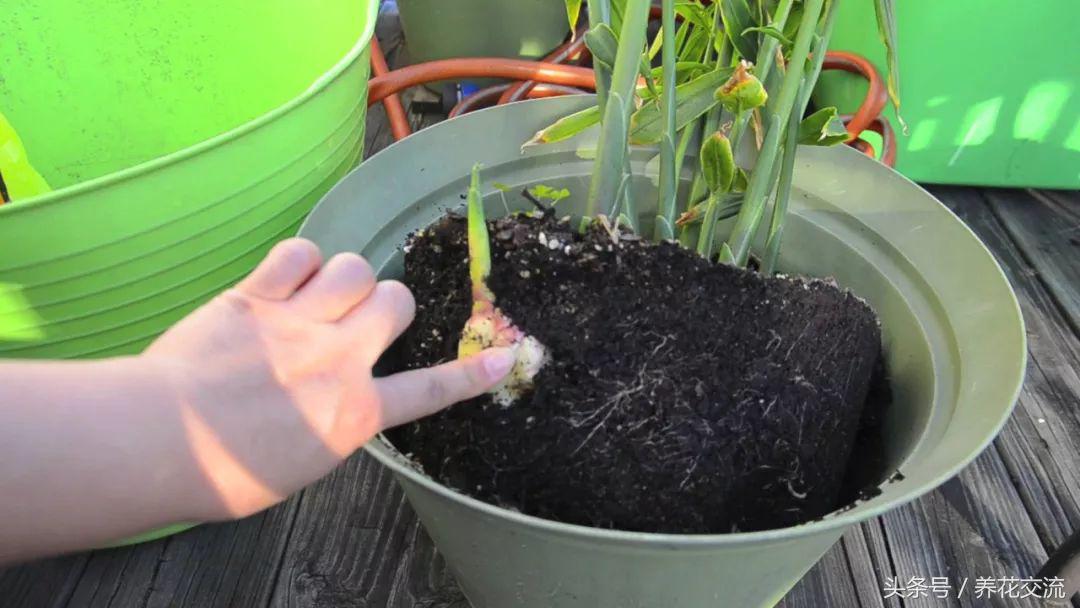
386;212;885;533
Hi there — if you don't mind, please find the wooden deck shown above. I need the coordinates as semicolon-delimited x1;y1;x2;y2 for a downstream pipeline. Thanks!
2;27;1079;608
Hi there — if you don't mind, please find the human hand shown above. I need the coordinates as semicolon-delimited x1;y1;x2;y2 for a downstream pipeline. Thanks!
145;239;514;520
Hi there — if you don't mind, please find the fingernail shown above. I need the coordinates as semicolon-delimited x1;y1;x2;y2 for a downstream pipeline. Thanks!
483;348;516;381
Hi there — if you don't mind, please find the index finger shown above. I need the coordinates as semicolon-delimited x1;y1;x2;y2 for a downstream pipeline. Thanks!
373;348;515;429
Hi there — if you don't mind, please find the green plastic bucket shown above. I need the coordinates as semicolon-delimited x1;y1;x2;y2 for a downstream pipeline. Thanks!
300;97;1026;606
814;0;1080;188
0;0;378;360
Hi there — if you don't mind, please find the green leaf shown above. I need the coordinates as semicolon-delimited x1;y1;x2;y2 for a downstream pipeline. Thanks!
742;25;792;46
491;182;513;192
648;24;665;60
676;195;743;226
732;167;749;192
585;23;620;69
466;164;491;294
610;0;627;33
873;0;904;127
675;1;713;30
781;2;803;46
640;57;661;99
629;66;735;144
529;184;571;203
587;22;658;99
578;216;593;234
719;0;758;60
523;106;601;147
655;216;675;240
718;242;736;264
798;106;848;146
673;15;692;56
565;0;583;32
699;132;735;194
649;61;710;82
677;221;699;247
679;24;711;63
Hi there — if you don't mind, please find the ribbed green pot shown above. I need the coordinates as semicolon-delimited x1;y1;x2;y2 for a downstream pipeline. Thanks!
0;0;378;360
302;97;1026;607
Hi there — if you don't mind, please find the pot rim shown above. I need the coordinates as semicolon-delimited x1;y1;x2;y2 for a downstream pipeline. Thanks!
335;97;1027;548
0;0;379;214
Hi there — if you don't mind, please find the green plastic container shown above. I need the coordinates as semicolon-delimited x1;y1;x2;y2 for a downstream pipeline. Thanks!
0;0;378;359
815;0;1080;188
397;0;569;85
300;97;1026;606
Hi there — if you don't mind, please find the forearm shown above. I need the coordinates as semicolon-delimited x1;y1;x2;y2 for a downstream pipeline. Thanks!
0;356;216;564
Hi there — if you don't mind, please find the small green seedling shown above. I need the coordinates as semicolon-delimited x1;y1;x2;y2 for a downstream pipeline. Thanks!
458;165;548;405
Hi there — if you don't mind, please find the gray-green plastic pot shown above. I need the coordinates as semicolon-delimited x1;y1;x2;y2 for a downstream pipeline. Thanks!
397;0;569;85
299;97;1026;607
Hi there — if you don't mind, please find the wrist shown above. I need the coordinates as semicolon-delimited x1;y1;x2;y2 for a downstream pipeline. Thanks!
135;353;230;523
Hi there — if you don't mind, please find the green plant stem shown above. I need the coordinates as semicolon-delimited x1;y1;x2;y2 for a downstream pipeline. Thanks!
762;107;799;274
753;0;795;82
761;0;840;273
797;0;840;116
728;0;794;153
585;0;651;219
684;29;729;212
723;0;824;266
655;0;679;240
588;0;613;109
695;192;722;257
674;121;696;189
728;110;747;150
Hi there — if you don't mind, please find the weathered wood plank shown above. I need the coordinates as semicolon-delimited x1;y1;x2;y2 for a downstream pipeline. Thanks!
0;553;88;608
12;496;301;608
884;445;1049;608
935;186;1080;605
982;188;1080;335
268;452;467;608
941;187;1080;541
779;539;867;608
842;522;898;608
139;497;302;608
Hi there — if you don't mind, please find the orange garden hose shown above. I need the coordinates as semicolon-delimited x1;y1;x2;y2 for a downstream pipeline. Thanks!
368;30;895;167
451;84;591;118
820;51;888;142
369;37;411;141
368;59;597;107
843;116;897;167
498;27;591;105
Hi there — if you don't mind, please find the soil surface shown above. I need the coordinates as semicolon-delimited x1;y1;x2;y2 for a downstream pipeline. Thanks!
386;212;884;533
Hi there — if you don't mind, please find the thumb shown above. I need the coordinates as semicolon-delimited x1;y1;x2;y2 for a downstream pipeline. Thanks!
373;348;516;429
